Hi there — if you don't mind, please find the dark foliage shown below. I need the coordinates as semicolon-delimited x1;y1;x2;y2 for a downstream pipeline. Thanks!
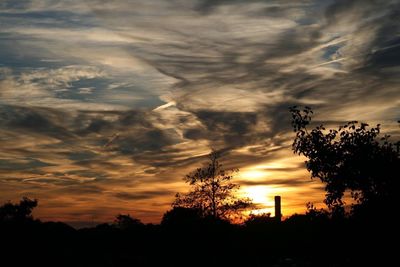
172;150;252;221
113;214;143;230
244;212;274;227
290;106;399;217
161;207;203;227
0;197;37;222
1;198;395;267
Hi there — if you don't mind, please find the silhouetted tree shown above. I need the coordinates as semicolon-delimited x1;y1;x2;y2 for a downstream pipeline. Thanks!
244;213;273;227
290;106;399;216
0;197;38;222
114;214;143;230
173;150;252;221
305;202;330;221
161;207;202;227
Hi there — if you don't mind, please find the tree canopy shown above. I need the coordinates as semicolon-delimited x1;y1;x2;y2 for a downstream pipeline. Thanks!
172;150;252;221
0;197;38;223
290;106;399;217
114;214;143;230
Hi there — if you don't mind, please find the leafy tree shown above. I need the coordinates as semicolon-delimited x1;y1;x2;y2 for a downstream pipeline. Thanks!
305;202;329;221
114;214;143;230
0;197;38;222
161;207;202;227
244;213;273;227
173;150;252;221
290;106;399;216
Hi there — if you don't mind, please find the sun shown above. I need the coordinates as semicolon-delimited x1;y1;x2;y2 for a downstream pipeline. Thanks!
241;185;277;208
245;186;268;203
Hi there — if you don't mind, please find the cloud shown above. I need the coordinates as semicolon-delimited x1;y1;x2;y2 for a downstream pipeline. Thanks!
0;158;52;171
0;66;115;110
113;190;175;200
0;104;74;139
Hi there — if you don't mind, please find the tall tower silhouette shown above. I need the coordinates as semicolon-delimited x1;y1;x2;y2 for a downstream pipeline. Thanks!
274;196;281;222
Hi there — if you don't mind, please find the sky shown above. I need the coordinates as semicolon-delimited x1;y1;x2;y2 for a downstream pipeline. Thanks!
0;0;399;226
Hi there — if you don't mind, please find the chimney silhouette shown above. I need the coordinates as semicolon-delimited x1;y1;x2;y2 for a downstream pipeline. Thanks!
274;196;281;222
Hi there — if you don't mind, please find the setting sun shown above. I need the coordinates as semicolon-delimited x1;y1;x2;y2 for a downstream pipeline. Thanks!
243;185;273;205
240;185;280;215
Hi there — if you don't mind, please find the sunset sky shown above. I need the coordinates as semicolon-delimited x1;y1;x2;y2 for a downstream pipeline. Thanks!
0;0;399;226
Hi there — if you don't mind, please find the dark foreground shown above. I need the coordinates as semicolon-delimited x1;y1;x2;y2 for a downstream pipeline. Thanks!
1;215;396;267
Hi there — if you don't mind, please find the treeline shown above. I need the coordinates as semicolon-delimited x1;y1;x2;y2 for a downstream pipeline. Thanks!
0;197;396;267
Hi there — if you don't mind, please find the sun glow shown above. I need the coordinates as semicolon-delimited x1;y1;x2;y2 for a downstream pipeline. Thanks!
239;169;270;181
241;185;279;210
245;186;272;204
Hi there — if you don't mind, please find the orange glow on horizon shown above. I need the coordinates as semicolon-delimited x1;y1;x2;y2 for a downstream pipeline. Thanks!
237;162;325;218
